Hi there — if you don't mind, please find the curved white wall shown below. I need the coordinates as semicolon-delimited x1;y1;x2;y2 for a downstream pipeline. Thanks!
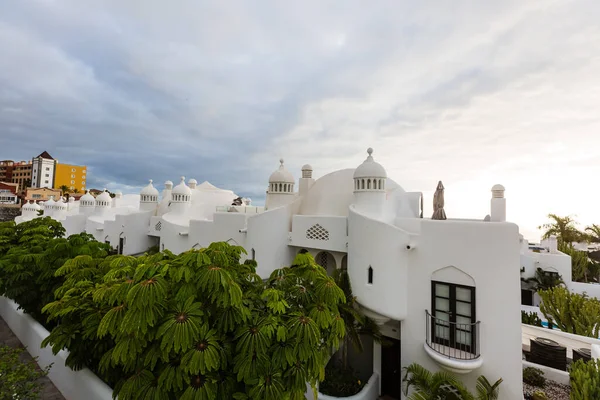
348;206;410;321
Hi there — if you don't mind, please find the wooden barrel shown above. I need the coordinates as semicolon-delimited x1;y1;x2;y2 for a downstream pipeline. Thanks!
572;348;592;363
529;337;567;371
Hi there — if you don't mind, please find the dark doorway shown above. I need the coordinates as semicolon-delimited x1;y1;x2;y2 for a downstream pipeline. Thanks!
521;289;534;306
118;237;124;255
380;338;401;399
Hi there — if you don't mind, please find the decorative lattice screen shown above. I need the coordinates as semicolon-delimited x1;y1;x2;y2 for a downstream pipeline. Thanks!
306;224;329;241
155;221;162;231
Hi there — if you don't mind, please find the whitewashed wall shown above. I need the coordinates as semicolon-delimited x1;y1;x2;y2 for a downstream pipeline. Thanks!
402;219;523;400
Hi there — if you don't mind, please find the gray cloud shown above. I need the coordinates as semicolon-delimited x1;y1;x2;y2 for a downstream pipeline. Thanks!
1;0;600;239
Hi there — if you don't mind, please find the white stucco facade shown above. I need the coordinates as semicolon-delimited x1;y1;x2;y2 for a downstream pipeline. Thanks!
16;148;524;400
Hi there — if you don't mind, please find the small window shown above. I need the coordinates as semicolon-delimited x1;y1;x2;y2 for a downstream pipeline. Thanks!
72;168;76;172
44;180;48;184
70;180;75;184
45;174;49;177
71;174;75;178
251;248;256;260
368;266;373;284
46;167;50;171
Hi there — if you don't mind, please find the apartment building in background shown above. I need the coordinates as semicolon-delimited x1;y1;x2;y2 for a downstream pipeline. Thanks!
55;163;87;192
31;151;57;189
0;160;33;192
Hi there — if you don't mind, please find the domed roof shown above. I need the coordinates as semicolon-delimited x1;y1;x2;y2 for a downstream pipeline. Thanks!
96;190;112;204
45;196;56;206
56;198;67;210
299;169;403;217
23;201;36;211
188;178;198;189
32;202;41;210
269;159;295;183
164;180;174;189
492;184;505;191
353;148;387;179
172;176;192;196
140;180;159;196
80;191;95;204
302;164;313;171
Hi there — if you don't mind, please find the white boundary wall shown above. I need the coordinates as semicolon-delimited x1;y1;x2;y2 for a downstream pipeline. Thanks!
0;296;114;400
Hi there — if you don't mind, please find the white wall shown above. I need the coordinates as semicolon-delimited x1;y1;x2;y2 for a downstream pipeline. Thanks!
290;215;348;253
348;206;410;321
402;219;522;400
246;205;296;278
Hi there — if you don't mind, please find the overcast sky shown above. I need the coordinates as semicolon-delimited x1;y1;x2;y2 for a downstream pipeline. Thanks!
1;0;599;240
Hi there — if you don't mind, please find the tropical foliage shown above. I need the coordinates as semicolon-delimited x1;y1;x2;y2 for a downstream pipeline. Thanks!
522;268;564;292
318;359;364;397
538;214;586;245
0;218;348;400
538;287;600;338
0;344;51;400
521;311;543;327
402;363;503;400
569;359;600;400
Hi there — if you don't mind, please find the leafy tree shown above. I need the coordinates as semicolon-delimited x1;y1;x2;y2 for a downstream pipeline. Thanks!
43;245;347;400
538;214;585;246
538;287;600;338
73;188;80;194
402;363;503;400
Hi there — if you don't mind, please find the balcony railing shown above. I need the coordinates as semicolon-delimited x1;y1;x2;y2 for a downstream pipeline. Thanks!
425;310;480;360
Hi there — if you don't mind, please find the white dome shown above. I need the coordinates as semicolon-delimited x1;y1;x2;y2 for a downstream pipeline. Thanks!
353;148;387;179
302;164;313;171
164;180;174;190
492;184;505;191
80;191;95;206
269;159;295;183
299;169;403;217
172;176;192;196
45;197;56;206
33;202;41;210
96;190;112;205
140;180;159;196
188;178;198;189
23;201;36;211
56;199;67;210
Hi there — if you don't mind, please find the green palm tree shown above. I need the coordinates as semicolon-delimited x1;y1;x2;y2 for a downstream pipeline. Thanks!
72;188;80;194
58;185;70;196
538;214;585;246
585;224;600;243
402;363;503;400
331;268;385;370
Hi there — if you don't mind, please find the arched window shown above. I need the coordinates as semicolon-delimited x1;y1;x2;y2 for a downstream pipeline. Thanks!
251;248;256;260
367;179;371;189
361;179;365;190
368;266;373;284
378;180;381;190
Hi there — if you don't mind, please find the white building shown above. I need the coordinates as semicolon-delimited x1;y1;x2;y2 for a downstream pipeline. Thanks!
15;148;524;400
31;151;56;189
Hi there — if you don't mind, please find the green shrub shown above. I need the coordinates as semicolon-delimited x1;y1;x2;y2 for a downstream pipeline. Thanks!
538;287;600;337
523;367;546;388
318;359;365;397
521;311;543;327
0;344;51;400
570;359;600;400
532;390;548;400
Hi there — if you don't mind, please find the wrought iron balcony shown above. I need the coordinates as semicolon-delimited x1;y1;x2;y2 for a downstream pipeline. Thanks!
425;310;481;361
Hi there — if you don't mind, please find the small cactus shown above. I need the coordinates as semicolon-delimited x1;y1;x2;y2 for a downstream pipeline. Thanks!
570;359;600;400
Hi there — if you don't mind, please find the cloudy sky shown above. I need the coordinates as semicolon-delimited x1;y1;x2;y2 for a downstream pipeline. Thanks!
1;0;599;240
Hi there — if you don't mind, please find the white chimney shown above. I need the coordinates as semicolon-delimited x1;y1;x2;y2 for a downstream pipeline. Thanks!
490;184;506;222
